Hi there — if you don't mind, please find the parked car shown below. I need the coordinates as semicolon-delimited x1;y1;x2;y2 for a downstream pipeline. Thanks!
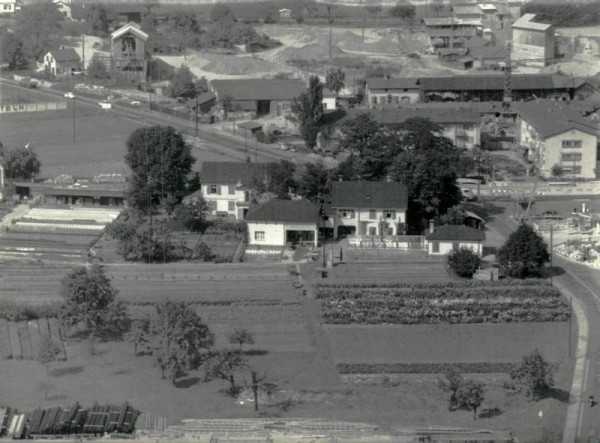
130;100;141;106
64;92;75;99
19;77;38;88
279;143;291;151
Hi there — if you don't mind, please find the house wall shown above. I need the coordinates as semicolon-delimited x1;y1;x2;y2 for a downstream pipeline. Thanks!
247;221;318;247
0;0;15;13
516;118;598;179
367;88;420;107
43;54;80;78
333;208;407;237
442;123;481;150
54;1;72;19
427;240;483;256
323;97;336;110
202;183;250;220
512;27;555;68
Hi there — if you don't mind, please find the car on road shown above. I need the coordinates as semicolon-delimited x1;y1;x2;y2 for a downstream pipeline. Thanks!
130;100;141;106
64;92;75;99
279;143;292;151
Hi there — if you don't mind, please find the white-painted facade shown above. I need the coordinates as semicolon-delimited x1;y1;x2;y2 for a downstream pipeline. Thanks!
334;208;407;237
202;183;251;220
247;221;318;247
53;0;72;19
427;240;483;256
0;0;16;14
368;89;420;107
322;96;336;110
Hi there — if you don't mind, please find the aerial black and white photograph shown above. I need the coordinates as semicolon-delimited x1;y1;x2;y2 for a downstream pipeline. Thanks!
0;0;599;440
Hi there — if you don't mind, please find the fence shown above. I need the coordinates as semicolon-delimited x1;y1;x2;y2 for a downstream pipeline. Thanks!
348;235;425;250
0;102;67;114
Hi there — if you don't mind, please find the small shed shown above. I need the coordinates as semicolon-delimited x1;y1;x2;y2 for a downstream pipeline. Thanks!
426;224;486;256
236;120;263;136
322;88;337;110
279;8;292;20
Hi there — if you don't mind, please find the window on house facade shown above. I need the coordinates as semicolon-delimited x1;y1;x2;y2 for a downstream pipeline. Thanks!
394;96;400;104
562;166;582;174
562;140;582;149
401;96;410;103
432;242;440;253
452;242;460;251
369;209;376;220
228;185;235;195
209;184;218;194
339;209;355;219
207;201;217;210
372;96;377;105
254;231;265;241
383;210;396;219
228;201;235;211
387;94;392;104
561;153;583;162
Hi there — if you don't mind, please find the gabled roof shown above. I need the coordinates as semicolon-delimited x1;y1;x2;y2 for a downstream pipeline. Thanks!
245;199;320;223
512;100;599;138
210;79;306;101
236;120;263;130
331;181;408;209
426;224;486;241
452;5;482;16
366;77;420;91
48;48;80;62
467;44;506;60
419;74;573;91
200;161;267;185
512;13;552;31
111;22;149;41
341;107;481;125
185;91;216;108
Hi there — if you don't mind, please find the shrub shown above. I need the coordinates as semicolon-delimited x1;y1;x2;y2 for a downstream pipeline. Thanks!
255;130;276;144
338;362;515;374
447;247;482;278
510;349;555;399
0;300;61;321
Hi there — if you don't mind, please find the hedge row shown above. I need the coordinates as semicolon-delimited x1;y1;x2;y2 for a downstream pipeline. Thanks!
338;362;516;374
322;296;570;325
316;286;561;300
315;279;549;290
0;300;61;321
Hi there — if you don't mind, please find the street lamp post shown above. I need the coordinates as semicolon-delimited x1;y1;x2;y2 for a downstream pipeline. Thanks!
71;98;76;143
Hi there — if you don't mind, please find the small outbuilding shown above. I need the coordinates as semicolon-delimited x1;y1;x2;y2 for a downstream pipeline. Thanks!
236;120;264;136
426;224;486;256
245;199;320;247
279;8;292;20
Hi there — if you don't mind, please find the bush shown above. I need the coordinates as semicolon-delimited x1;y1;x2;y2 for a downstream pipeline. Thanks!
447;247;481;278
255;130;276;144
338;362;515;374
0;300;61;321
510;349;556;399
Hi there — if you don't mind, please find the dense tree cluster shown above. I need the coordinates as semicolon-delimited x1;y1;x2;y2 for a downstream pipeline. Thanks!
0;144;41;180
290;75;324;150
497;223;550;278
522;2;600;27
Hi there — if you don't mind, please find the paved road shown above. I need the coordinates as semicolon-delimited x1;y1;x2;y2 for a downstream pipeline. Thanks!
0;78;306;165
489;203;600;442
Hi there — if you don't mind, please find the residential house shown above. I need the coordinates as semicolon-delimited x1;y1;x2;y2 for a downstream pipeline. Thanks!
512;13;555;68
426;224;486;256
185;91;217;115
110;22;148;80
424;17;481;49
42;48;81;78
0;0;16;14
246;199;320;247
192;161;267;220
322;88;337;110
466;44;506;69
333;106;482;150
365;77;420;107
53;0;72;19
210;79;306;117
331;181;408;239
279;8;292;20
512;100;599;179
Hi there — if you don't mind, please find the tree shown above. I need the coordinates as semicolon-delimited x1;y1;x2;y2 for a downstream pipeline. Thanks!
127;318;151;355
510;349;555;399
171;200;209;233
0;31;28;71
205;349;247;396
125;126;196;212
325;68;346;96
151;301;214;375
14;2;65;60
85;4;117;36
210;4;235;24
290;75;323;150
389;3;416;22
437;366;464;410
249;370;269;411
220;94;234;116
388;117;463;217
551;163;563;178
447;247;481;278
170;65;197;100
250;160;297;200
456;380;485;420
295;161;330;202
497;223;550;278
59;265;130;337
37;334;62;375
439;207;467;226
87;57;109;79
229;328;255;352
1;146;41;180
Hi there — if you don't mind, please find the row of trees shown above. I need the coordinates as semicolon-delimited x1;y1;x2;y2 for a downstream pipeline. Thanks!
0;141;41;181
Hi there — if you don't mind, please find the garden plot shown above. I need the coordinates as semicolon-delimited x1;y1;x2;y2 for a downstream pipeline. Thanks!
0;318;66;361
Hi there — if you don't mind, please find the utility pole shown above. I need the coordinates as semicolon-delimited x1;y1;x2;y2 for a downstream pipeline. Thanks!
550;224;553;287
72;98;76;143
82;35;85;72
254;137;258;163
195;95;199;138
328;4;333;59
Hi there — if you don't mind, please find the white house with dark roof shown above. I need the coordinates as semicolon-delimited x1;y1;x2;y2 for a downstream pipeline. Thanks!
513;100;599;179
190;161;267;220
331;181;408;239
426;224;486;256
42;48;81;78
0;0;17;14
365;77;421;107
53;0;72;19
245;199;320;247
210;79;306;117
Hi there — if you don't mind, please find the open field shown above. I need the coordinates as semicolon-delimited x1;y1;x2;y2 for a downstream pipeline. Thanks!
325;322;570;365
323;260;451;284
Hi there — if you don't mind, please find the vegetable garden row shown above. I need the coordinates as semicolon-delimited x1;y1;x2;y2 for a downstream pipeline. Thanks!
316;282;570;325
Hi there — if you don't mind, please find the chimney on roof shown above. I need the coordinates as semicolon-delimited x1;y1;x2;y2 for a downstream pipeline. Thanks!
338;175;343;182
429;219;435;234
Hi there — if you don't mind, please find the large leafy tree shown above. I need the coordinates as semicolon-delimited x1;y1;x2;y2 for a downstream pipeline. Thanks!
290;75;323;150
125;126;196;212
85;4;117;36
456;380;485;420
251;160;297;200
447;247;481;278
388;117;462;217
295;161;330;202
15;2;64;60
169;65;197;99
0;31;28;71
510;349;555;399
325;68;346;96
59;265;130;337
497;223;550;278
204;349;247;396
0;146;41;180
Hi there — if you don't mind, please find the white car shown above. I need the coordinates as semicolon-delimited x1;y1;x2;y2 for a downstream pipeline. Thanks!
130;100;141;106
64;92;75;99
